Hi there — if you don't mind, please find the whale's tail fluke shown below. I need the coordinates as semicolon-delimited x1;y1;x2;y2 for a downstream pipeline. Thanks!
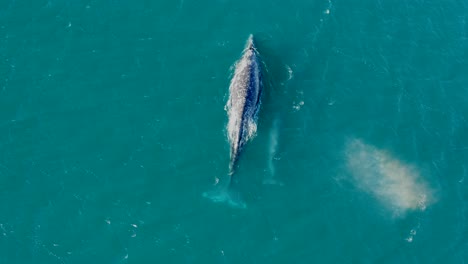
202;188;246;209
202;174;246;209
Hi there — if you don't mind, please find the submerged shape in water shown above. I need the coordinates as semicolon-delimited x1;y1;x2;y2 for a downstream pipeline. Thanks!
345;138;435;216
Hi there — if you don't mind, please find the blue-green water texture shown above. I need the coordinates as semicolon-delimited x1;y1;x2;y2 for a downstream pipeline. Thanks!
1;0;468;263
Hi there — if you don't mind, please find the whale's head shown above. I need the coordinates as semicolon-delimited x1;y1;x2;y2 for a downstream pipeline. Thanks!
245;34;256;52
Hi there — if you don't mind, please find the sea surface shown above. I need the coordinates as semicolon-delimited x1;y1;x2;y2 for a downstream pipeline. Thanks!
1;0;467;263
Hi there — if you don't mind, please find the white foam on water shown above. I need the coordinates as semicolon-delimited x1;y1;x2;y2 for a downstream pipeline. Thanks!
285;64;293;81
326;0;332;14
345;138;435;217
292;90;304;111
246;118;258;140
292;101;304;111
405;223;421;243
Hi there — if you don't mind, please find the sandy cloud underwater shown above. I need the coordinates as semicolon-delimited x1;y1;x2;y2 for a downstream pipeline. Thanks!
345;138;436;217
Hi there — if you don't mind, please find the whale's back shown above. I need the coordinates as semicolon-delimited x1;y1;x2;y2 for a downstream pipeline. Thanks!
226;37;262;173
227;49;261;147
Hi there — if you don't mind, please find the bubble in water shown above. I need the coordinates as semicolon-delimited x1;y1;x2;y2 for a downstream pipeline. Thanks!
293;101;304;111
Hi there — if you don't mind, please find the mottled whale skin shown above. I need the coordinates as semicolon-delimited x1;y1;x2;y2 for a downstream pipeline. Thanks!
226;34;263;180
203;35;262;208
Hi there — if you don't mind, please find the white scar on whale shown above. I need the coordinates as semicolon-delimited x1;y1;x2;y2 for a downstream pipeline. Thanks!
345;138;435;216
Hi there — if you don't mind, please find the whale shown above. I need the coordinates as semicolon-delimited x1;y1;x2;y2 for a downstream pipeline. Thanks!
203;34;263;208
226;34;263;178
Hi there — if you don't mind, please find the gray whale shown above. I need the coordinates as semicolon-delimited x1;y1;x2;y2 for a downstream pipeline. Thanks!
226;34;263;180
203;35;263;208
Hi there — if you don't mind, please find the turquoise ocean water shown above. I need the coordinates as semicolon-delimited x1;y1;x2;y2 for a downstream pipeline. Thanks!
1;0;467;263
